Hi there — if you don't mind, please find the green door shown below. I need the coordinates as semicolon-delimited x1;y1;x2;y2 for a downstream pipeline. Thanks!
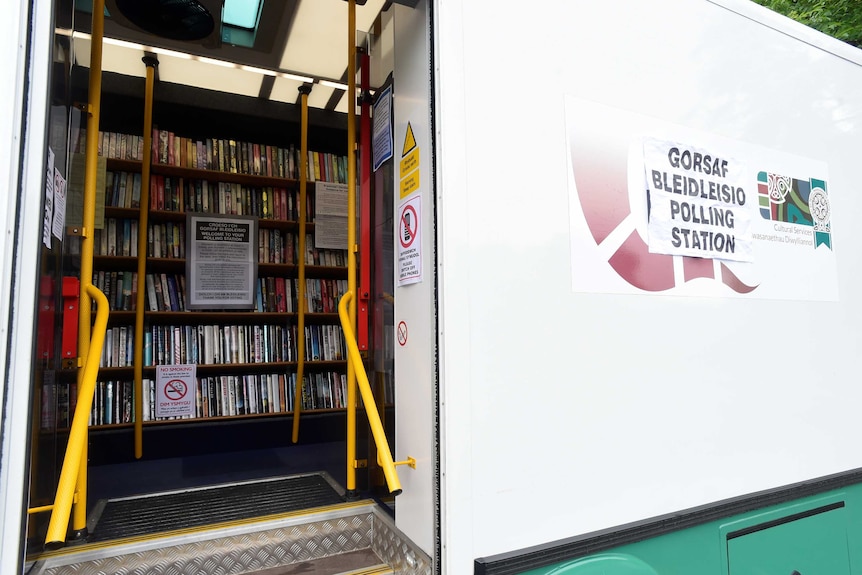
727;503;851;575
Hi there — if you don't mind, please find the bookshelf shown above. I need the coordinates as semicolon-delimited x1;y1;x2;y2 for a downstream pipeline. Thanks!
69;127;352;430
35;69;394;463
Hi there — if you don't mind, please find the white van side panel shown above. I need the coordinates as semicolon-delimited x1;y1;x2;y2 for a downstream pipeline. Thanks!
0;0;53;573
435;0;862;571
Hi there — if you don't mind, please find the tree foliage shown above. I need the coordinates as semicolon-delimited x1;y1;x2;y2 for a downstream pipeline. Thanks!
752;0;862;47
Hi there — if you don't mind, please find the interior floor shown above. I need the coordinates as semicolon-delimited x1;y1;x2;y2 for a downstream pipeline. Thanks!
87;440;347;514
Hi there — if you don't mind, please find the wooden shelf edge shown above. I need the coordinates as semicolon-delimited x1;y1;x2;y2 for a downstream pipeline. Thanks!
84;407;350;430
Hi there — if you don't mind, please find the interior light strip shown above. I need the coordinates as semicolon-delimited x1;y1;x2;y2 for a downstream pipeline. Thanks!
65;30;341;87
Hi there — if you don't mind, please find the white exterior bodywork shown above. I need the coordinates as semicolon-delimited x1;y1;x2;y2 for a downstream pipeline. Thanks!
392;0;438;557
1;0;52;574
433;0;862;573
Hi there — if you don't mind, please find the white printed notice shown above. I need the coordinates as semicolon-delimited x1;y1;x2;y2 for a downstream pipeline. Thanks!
43;148;55;248
187;214;258;309
373;85;393;171
52;167;67;240
645;139;753;262
397;195;422;285
315;181;348;249
156;364;196;418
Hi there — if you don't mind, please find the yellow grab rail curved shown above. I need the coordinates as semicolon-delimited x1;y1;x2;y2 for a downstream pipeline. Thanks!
44;284;109;547
338;290;407;495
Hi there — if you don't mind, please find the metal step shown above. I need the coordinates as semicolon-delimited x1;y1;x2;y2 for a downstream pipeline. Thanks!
87;472;346;542
26;487;430;575
224;548;392;575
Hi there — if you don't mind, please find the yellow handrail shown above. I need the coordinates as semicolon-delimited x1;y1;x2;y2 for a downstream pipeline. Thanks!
338;291;412;495
345;0;358;496
134;55;158;459
44;284;109;547
291;85;310;443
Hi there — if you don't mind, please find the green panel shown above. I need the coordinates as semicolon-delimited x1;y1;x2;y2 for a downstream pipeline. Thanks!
727;506;850;575
541;554;657;575
520;482;862;575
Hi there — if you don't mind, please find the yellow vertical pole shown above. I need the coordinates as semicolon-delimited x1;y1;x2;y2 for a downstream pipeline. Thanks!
134;56;158;458
346;0;358;498
71;0;105;538
292;85;311;443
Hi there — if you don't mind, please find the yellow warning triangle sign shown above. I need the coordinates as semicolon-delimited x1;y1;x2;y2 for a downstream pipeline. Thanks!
402;122;417;157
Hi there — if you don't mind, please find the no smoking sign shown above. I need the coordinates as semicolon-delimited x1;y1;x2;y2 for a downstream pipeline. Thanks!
397;321;408;346
164;379;188;401
156;364;196;418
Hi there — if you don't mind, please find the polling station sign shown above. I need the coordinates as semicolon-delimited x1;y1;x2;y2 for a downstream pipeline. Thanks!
645;139;753;263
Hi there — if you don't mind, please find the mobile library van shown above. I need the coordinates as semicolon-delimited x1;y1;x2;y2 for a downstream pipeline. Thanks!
3;1;862;574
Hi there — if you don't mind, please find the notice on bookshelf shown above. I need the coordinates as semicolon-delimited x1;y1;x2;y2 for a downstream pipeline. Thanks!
155;364;197;418
186;213;258;310
314;181;348;249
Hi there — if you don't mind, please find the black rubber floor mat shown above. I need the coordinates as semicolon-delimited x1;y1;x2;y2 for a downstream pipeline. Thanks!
89;473;344;543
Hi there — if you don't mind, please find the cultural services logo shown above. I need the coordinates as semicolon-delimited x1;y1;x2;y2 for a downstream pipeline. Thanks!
757;172;832;249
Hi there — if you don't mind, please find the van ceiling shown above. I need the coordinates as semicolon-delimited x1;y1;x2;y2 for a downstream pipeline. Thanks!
67;0;391;115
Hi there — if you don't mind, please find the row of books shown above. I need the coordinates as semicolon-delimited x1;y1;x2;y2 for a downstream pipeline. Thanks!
302;234;347;267
149;175;314;221
94;270;138;312
101;326;135;368
90;131;145;162
143;323;346;366
105;169;309;224
145;273;186;312
165;371;349;419
94;271;184;313
101;322;346;367
256;277;294;313
152;128;349;184
106;171;142;209
259;228;294;264
115;373;338;424
92;271;346;314
87;370;351;425
97;216;346;268
302;278;348;314
154;128;295;177
252;276;349;314
41;382;77;430
150;273;349;314
94;218;139;257
44;368;356;428
75;129;347;184
90;380;134;425
147;323;294;366
148;222;185;259
142;274;344;316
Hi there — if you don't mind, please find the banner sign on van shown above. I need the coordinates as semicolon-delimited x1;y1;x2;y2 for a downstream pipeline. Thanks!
565;96;837;301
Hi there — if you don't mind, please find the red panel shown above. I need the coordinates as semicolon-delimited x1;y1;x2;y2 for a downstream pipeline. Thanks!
37;277;55;361
358;50;372;351
62;276;80;365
